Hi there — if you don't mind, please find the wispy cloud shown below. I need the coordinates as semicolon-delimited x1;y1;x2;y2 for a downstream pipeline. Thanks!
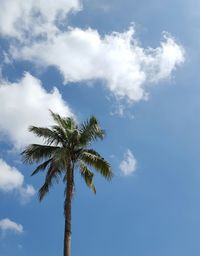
18;185;36;204
0;218;23;234
85;0;112;12
0;158;36;202
120;149;137;176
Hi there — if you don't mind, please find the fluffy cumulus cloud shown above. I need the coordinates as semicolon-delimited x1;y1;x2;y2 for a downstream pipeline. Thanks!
11;27;185;103
0;72;74;149
0;158;36;202
0;1;184;104
120;149;137;176
0;218;23;234
0;159;23;192
0;1;185;170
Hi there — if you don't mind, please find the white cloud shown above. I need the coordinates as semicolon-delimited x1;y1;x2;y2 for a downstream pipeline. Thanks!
11;27;185;103
0;218;23;234
0;0;81;39
19;185;36;204
0;159;24;192
0;72;74;149
0;1;184;104
120;149;137;176
0;158;36;201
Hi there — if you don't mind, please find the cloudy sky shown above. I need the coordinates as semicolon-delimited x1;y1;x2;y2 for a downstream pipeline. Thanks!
0;0;200;255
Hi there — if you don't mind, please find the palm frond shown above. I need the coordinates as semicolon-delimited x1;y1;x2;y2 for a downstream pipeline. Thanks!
80;149;113;180
64;117;77;131
29;126;64;146
39;161;62;201
21;144;60;164
50;110;68;128
50;110;76;132
31;158;53;176
79;116;105;146
79;161;96;193
51;125;68;143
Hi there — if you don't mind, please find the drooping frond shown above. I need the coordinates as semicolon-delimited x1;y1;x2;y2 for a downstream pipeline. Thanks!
80;149;113;180
79;160;96;193
79;116;105;146
29;126;64;145
39;161;62;201
21;144;60;164
31;158;53;176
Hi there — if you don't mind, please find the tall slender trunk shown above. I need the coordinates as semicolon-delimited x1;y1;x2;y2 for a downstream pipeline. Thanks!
64;161;73;256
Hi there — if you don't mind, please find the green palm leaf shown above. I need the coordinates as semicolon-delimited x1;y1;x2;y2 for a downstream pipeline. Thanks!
50;110;76;132
31;158;53;176
80;149;113;180
29;126;64;146
39;161;62;201
21;144;60;164
79;161;96;193
79;116;105;146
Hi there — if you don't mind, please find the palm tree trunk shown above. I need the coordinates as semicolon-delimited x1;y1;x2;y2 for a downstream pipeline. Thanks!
64;161;73;256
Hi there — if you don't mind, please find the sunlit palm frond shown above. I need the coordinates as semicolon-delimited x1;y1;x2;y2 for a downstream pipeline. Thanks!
51;125;68;143
50;110;68;128
29;126;64;146
79;116;105;146
80;149;113;180
50;110;76;132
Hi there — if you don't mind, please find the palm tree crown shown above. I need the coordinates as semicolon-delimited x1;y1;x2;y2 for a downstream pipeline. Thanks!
22;111;112;198
21;110;112;256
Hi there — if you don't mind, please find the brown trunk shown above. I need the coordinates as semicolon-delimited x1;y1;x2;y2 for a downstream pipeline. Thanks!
64;161;73;256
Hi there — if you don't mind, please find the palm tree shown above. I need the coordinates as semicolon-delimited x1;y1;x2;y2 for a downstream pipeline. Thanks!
21;111;112;256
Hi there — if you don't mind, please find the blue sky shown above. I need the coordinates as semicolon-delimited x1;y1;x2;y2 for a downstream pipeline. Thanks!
0;0;200;255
